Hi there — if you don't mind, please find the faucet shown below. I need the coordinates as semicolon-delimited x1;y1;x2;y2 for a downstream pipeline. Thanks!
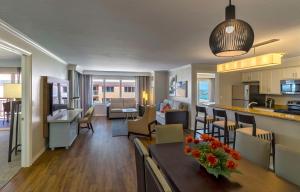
247;102;258;109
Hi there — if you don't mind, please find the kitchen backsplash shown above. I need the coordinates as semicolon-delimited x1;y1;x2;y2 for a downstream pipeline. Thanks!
266;95;300;105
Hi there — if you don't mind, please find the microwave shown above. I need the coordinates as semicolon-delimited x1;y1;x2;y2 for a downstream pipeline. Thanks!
281;80;300;94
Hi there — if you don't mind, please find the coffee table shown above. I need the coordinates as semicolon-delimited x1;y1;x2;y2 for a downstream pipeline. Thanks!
122;108;138;120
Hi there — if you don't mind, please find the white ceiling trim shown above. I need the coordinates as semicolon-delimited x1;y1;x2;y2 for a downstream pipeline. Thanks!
83;70;151;77
0;18;67;64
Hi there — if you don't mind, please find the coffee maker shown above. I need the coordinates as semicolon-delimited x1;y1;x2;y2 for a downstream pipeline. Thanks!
265;98;275;108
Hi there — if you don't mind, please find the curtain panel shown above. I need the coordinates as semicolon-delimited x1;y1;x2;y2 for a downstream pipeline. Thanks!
81;75;93;113
136;76;150;105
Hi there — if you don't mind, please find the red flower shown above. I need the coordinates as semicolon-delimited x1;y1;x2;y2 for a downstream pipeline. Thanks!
193;138;200;144
206;153;218;167
226;160;237;169
210;140;222;149
223;145;232;153
185;135;194;144
191;149;201;158
201;134;213;142
184;145;192;154
230;150;241;160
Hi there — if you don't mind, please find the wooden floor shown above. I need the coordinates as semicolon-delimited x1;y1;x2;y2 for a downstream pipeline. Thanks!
1;117;153;192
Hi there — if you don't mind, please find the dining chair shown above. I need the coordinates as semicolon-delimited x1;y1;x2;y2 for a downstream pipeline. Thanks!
236;131;271;169
145;157;172;192
155;124;184;144
133;138;149;192
212;109;236;145
194;106;214;138
235;112;275;169
275;144;300;186
78;106;95;134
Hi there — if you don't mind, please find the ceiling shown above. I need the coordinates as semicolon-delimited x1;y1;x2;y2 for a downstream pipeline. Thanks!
0;48;19;60
1;0;300;72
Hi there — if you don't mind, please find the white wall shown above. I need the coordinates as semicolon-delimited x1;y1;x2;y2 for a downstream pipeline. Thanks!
0;26;67;162
168;64;192;104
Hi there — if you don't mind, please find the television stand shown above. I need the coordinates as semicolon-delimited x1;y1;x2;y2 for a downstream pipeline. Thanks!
47;109;82;150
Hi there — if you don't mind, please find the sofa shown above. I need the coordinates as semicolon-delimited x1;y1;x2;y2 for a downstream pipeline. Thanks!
156;100;189;130
107;98;137;119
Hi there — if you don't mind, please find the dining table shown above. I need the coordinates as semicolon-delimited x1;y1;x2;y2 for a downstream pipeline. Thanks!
149;142;300;192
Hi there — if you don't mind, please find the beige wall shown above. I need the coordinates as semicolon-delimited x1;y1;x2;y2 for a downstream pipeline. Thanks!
153;71;168;106
0;26;67;161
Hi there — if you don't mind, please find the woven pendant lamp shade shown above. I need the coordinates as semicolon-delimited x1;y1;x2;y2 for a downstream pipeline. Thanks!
209;1;254;57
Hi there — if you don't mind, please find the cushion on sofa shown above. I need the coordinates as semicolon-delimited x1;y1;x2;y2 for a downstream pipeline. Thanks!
111;108;123;113
123;98;136;108
110;98;124;108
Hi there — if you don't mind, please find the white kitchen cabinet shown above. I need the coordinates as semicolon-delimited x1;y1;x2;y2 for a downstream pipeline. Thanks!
259;69;282;95
260;70;271;94
282;67;300;79
242;71;261;82
242;72;251;82
270;69;282;94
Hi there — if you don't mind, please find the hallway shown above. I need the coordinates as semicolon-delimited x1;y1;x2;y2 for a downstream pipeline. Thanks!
1;117;138;192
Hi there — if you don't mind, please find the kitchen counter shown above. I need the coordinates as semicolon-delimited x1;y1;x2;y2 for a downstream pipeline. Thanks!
208;104;300;122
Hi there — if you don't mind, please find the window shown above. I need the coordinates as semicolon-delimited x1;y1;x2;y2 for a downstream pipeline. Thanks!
105;86;114;92
92;79;104;104
198;79;209;101
124;87;135;92
121;80;136;98
92;78;136;104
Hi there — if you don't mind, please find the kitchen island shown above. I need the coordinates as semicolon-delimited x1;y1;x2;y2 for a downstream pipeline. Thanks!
206;104;300;148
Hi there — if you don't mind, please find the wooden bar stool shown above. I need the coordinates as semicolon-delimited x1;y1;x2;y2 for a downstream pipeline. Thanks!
235;112;275;169
194;106;214;138
212;109;236;146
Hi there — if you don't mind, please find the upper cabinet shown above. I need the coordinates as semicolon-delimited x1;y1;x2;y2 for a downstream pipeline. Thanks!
259;69;282;95
282;67;300;80
242;71;261;82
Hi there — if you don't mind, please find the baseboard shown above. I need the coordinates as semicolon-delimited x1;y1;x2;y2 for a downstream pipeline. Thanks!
32;147;46;164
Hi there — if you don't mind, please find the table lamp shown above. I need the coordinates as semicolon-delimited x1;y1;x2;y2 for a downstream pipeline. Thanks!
3;83;22;100
142;91;148;105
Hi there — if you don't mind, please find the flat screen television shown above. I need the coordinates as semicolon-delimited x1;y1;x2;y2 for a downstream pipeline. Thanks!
49;83;68;116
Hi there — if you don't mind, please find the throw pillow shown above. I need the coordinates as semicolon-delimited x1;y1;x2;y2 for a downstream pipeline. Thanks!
162;104;171;113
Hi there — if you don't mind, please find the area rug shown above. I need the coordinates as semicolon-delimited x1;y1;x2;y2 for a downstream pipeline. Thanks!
0;120;10;129
0;131;21;189
111;119;128;137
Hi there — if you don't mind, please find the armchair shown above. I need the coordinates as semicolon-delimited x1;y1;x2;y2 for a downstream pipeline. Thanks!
128;106;156;139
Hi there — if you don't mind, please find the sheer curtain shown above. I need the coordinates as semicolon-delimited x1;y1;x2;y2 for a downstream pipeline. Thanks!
81;75;93;113
136;76;150;105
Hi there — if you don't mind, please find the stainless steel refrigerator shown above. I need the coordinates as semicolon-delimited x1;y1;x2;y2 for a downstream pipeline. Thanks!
232;84;265;107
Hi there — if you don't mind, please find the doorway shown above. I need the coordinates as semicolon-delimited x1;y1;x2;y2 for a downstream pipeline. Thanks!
0;40;32;188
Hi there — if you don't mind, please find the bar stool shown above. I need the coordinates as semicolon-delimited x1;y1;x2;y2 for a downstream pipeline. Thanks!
235;112;275;169
194;106;214;138
212;109;236;146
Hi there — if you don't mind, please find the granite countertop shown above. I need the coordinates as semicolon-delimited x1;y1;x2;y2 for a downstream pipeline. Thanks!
208;104;300;122
48;109;83;123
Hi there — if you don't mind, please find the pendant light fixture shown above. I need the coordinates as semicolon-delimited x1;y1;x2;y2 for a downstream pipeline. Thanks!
209;0;254;57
